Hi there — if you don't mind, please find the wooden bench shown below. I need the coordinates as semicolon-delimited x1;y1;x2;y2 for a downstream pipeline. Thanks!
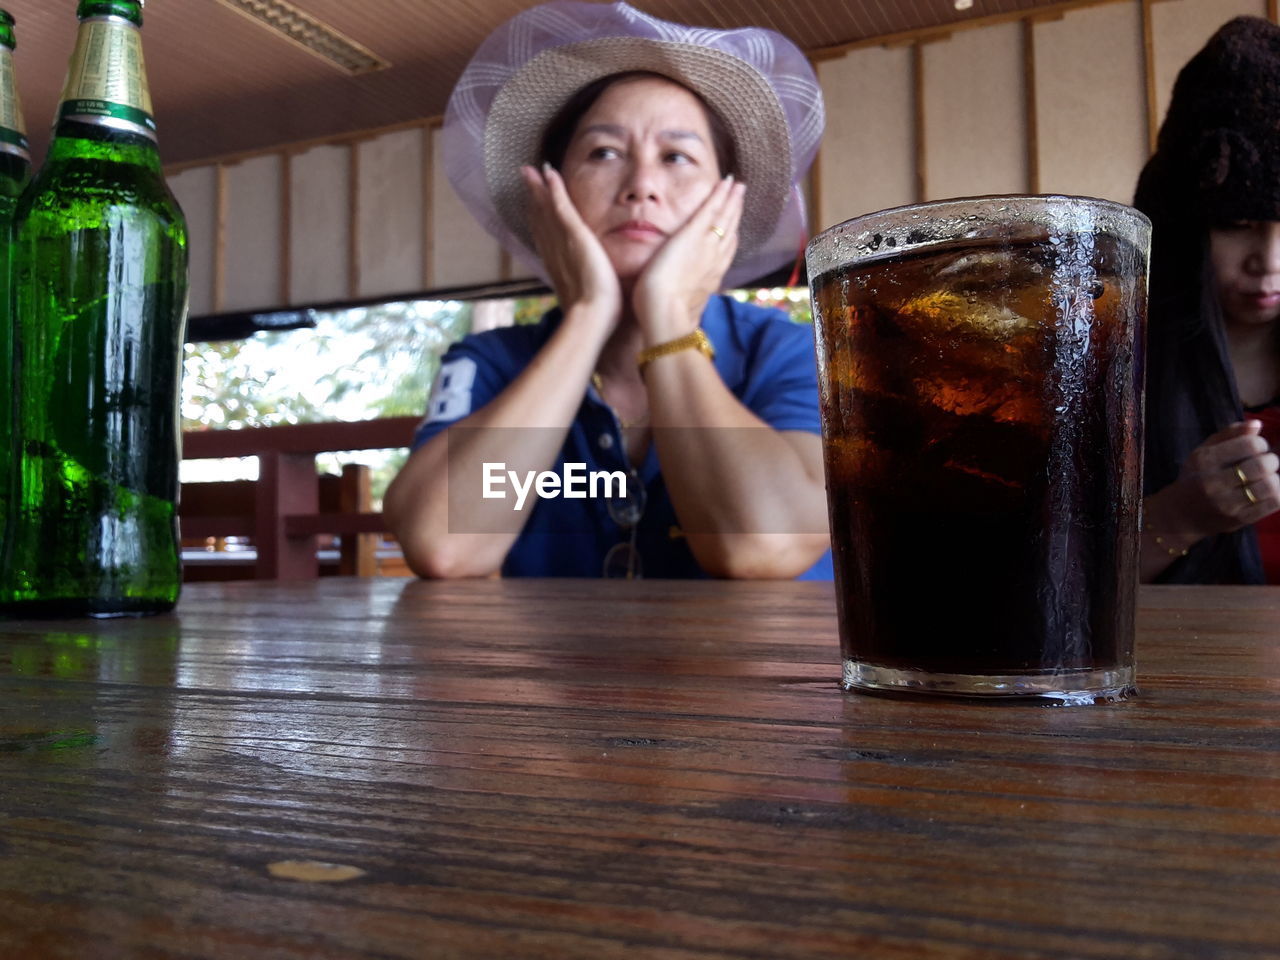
181;417;420;580
181;464;388;580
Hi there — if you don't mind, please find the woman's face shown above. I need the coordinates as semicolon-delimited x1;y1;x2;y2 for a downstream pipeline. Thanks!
559;75;723;281
1209;220;1280;328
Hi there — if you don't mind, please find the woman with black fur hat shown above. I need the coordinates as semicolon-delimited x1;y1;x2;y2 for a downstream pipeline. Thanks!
1136;15;1280;584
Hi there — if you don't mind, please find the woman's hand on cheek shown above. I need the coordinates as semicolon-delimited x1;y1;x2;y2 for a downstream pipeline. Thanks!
522;164;622;328
632;176;745;343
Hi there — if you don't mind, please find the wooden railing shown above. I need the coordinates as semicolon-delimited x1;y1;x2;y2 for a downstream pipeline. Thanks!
181;416;420;580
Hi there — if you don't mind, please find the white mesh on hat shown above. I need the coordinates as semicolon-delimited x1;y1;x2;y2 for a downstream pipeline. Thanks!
443;0;825;289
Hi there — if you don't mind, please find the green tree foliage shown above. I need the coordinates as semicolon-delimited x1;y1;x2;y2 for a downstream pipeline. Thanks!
314;299;472;419
182;300;471;507
182;300;471;432
513;294;555;325
182;339;327;429
731;286;812;324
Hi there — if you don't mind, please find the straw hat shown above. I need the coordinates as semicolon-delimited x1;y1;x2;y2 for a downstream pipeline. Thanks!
443;0;825;289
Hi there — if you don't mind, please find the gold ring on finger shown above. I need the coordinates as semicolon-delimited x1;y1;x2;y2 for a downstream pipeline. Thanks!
1234;464;1250;486
709;224;726;239
1243;483;1259;506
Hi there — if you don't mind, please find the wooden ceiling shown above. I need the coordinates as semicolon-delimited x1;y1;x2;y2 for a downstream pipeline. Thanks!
5;0;1084;166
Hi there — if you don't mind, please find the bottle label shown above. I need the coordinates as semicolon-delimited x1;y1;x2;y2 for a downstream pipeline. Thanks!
0;47;28;160
58;16;156;140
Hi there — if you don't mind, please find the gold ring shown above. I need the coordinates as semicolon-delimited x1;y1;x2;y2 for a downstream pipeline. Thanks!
1244;483;1259;506
709;225;726;239
1235;464;1250;485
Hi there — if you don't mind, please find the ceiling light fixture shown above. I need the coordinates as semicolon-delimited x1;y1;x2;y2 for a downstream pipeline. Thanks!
214;0;390;75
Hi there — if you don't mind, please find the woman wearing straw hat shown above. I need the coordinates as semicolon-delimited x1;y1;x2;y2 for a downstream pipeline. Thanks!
385;1;831;579
1137;16;1280;583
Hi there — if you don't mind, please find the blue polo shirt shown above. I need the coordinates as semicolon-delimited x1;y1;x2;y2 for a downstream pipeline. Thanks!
413;295;833;580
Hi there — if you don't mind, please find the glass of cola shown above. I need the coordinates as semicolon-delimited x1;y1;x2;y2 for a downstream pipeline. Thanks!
806;196;1150;704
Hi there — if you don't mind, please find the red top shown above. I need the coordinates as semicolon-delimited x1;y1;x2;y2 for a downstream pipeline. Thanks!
1252;405;1280;584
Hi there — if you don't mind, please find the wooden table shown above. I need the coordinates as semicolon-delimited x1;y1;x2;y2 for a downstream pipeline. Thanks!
2;580;1278;960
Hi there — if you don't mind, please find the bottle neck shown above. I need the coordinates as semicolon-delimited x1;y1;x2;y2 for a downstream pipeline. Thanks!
76;2;143;26
0;44;29;165
56;14;156;144
47;118;160;170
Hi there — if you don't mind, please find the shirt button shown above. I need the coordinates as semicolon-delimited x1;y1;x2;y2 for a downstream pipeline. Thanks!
598;433;615;450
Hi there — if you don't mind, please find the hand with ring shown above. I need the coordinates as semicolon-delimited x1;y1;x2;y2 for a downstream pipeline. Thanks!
1235;464;1260;505
631;174;747;342
1163;420;1280;538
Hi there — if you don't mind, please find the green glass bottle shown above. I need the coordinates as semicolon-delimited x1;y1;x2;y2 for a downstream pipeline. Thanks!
0;8;30;598
5;0;188;617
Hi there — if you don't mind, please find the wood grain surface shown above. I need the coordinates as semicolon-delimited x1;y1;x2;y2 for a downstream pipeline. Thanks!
1;579;1278;960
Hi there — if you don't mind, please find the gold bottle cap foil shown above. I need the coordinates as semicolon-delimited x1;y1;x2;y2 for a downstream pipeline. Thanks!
0;45;29;159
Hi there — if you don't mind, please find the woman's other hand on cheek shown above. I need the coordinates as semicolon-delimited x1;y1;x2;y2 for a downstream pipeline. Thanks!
631;176;746;344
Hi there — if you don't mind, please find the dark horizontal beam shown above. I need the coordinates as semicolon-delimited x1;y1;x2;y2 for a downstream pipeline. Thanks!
184;262;806;344
182;416;420;459
186;309;320;343
186;277;551;342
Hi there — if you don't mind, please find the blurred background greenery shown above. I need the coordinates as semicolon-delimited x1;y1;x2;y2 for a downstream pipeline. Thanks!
180;287;811;506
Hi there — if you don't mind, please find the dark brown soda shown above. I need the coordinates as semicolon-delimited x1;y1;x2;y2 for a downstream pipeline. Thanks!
813;232;1145;676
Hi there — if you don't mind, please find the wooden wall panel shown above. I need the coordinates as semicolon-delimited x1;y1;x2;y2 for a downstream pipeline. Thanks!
428;127;508;287
222;155;284;313
922;23;1028;201
1151;0;1266;126
289;144;351;306
167;166;217;317
814;44;914;233
356;128;425;299
172;0;1280;316
1034;2;1147;203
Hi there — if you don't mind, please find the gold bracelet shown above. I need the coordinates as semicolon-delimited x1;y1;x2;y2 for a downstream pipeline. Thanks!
1153;534;1189;558
1143;515;1192;557
637;328;715;372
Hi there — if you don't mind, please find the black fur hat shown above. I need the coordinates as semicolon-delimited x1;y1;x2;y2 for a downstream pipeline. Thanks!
1135;16;1280;227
